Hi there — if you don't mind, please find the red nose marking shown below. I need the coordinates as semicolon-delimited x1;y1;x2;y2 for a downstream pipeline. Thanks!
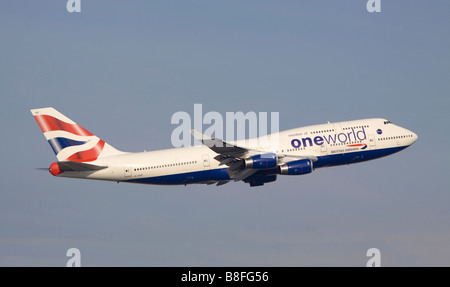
49;162;61;176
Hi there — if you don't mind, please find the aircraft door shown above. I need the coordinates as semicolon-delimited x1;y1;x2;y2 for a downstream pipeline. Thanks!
369;135;376;147
124;167;132;178
202;154;210;169
333;123;342;134
320;144;327;155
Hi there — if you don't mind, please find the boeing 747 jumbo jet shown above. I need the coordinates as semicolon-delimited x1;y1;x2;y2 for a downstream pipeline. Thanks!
31;108;417;187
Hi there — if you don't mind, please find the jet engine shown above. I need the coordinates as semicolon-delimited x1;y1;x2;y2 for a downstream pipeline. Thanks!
244;153;277;169
278;159;313;175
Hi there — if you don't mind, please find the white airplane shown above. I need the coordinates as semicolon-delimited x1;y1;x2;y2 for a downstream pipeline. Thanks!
31;107;418;187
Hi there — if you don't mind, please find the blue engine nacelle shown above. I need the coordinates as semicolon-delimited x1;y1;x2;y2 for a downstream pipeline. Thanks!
244;153;277;169
278;159;313;175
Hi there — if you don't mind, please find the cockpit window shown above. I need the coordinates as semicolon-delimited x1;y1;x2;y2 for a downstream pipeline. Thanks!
384;120;392;125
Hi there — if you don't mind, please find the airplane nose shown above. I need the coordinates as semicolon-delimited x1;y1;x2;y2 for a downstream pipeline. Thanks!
410;131;418;145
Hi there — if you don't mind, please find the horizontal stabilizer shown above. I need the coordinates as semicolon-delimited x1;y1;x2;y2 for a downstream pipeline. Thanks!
57;161;108;172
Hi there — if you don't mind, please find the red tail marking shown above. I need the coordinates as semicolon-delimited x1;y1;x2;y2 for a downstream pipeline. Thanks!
34;115;93;136
66;140;105;162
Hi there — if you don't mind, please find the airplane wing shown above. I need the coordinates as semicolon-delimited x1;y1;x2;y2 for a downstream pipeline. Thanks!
190;130;261;180
190;130;317;184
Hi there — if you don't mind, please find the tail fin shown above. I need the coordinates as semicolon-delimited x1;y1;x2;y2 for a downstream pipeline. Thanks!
31;107;124;162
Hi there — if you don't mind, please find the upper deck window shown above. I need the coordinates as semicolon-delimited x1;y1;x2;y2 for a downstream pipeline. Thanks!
384;120;392;125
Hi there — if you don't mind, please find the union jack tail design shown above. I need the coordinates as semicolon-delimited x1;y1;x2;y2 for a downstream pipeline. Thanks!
31;107;124;162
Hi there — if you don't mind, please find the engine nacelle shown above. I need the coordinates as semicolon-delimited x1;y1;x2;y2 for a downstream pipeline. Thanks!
244;153;277;169
279;159;313;175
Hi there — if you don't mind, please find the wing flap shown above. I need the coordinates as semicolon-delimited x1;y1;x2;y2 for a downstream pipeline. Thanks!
190;130;249;160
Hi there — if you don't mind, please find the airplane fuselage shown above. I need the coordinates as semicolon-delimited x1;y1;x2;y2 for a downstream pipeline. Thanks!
53;118;417;186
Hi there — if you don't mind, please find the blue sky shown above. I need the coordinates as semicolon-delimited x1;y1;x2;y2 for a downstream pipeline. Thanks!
1;1;449;266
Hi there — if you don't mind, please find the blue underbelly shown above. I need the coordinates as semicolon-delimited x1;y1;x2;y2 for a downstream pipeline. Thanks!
314;145;408;168
124;145;409;185
125;168;231;185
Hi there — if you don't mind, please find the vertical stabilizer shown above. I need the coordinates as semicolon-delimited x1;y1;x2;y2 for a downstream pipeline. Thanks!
31;107;124;162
